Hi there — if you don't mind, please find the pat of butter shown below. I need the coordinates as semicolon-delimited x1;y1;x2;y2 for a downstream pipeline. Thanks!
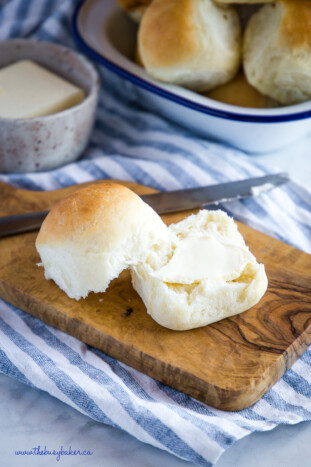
153;236;253;284
0;60;85;119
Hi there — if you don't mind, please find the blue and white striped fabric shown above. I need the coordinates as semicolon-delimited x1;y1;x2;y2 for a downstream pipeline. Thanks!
0;1;311;465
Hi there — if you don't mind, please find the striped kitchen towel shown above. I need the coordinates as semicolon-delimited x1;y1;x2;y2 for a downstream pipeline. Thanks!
0;1;311;466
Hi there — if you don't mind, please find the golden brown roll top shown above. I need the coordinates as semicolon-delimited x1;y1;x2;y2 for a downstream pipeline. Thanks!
36;182;168;300
278;0;311;50
138;0;242;92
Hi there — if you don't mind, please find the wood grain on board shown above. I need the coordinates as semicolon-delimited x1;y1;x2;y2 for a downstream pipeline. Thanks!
0;180;310;411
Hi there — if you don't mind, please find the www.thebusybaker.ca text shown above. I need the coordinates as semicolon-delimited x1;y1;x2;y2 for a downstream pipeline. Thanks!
15;445;93;462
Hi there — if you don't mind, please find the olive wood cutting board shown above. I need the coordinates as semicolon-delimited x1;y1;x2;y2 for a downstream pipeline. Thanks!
0;180;311;411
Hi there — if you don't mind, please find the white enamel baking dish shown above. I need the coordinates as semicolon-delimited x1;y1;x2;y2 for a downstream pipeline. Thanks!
73;0;311;154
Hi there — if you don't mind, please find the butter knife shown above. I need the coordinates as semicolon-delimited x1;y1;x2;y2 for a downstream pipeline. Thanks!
0;173;289;238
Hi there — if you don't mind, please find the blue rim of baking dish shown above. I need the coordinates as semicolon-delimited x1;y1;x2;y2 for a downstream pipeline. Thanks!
72;0;311;123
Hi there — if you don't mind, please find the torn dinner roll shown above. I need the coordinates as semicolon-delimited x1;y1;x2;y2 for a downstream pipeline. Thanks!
116;0;152;22
243;0;311;105
138;0;242;92
36;182;168;300
131;210;268;331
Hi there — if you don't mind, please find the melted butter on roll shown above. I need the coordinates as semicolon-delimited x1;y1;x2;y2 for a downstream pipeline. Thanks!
153;236;254;284
131;210;268;331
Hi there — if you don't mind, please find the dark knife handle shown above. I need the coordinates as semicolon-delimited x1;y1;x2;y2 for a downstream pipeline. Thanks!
0;211;49;238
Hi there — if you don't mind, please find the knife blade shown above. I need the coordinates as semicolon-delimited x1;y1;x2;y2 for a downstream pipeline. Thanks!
0;173;289;238
142;173;289;214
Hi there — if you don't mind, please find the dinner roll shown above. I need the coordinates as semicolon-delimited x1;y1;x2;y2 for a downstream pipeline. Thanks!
117;0;152;22
138;0;242;92
244;0;311;105
131;210;268;331
36;182;168;300
205;71;277;108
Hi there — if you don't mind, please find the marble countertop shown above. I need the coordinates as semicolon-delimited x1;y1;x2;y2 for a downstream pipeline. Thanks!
2;372;311;467
1;134;311;467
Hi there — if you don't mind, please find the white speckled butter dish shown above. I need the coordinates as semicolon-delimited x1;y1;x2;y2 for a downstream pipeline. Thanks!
0;39;100;173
